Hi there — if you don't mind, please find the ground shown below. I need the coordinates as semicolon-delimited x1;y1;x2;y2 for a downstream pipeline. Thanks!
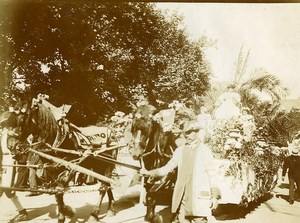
1;176;300;223
1;153;300;223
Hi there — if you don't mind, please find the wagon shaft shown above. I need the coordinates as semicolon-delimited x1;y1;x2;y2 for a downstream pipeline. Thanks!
47;143;128;156
95;154;141;171
1;164;43;169
93;143;128;154
29;148;120;187
46;144;82;155
47;144;139;170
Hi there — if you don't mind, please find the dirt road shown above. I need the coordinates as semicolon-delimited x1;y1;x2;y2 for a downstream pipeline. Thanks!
1;178;300;223
1;153;300;223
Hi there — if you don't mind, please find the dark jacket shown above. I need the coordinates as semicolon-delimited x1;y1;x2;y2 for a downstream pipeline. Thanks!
282;155;300;178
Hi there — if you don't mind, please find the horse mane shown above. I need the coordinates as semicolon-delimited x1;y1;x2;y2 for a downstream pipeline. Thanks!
137;104;156;116
131;104;156;133
31;103;58;143
131;104;177;168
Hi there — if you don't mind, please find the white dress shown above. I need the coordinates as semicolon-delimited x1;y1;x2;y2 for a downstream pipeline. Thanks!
197;113;214;135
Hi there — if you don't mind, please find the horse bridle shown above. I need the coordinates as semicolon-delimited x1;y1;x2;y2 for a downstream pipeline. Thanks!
140;123;173;161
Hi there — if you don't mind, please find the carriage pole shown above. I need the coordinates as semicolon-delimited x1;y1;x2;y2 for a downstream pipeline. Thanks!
46;143;128;156
28;148;120;187
47;144;141;171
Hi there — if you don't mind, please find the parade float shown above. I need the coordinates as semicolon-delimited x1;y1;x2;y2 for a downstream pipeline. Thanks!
205;88;284;207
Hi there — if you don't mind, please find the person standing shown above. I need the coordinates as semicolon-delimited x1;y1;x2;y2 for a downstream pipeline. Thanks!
13;141;29;188
214;84;241;121
141;120;221;223
1;128;28;221
282;147;300;204
26;151;43;196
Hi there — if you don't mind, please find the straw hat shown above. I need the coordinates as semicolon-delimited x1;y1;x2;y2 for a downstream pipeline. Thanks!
183;120;201;134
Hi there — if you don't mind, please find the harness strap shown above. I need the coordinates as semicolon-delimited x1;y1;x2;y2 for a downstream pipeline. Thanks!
53;120;68;148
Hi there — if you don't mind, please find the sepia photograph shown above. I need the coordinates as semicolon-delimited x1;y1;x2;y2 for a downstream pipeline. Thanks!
1;1;300;222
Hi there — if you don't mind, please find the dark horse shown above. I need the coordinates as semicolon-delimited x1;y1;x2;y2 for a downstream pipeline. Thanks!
2;95;118;223
128;104;181;222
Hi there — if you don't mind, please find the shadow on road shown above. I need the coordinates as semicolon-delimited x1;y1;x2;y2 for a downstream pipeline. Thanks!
275;183;299;204
278;183;290;189
275;194;290;203
213;193;273;221
114;192;140;212
9;204;57;223
69;192;141;223
70;203;95;223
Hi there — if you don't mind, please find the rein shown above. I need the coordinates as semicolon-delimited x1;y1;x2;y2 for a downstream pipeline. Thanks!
141;124;173;166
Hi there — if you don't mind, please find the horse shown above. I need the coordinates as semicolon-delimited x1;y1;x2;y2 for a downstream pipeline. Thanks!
128;103;182;222
0;95;119;223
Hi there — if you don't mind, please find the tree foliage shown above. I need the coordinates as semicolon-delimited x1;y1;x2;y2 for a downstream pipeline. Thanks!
265;108;300;146
0;1;211;125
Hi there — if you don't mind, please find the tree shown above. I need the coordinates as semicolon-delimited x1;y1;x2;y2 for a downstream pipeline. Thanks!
234;47;287;106
0;1;211;125
232;48;288;147
265;107;300;146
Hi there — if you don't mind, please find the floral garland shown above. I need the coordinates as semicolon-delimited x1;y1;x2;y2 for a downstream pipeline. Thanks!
109;111;133;141
207;116;284;205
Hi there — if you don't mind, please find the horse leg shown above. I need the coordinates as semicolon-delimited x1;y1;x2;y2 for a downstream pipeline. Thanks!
87;185;106;223
145;192;156;222
54;172;77;223
55;192;75;223
55;193;66;223
106;187;116;217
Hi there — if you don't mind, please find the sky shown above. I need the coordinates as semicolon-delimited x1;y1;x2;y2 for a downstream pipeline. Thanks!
156;3;300;99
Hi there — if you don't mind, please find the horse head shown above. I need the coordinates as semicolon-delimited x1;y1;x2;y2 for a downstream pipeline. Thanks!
0;97;32;157
129;103;178;168
4;98;31;140
4;95;60;146
129;104;157;160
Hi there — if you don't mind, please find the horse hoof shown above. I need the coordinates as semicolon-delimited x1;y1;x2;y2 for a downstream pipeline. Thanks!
10;213;28;222
62;205;75;218
106;210;116;217
152;214;163;223
87;215;98;223
57;216;65;223
144;214;153;222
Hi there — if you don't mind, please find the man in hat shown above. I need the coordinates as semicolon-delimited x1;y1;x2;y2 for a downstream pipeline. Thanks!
282;147;300;204
140;120;221;223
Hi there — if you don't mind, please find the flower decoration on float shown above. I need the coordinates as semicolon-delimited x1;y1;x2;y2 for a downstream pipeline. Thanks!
168;100;184;111
153;108;176;132
109;111;133;140
136;100;148;107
